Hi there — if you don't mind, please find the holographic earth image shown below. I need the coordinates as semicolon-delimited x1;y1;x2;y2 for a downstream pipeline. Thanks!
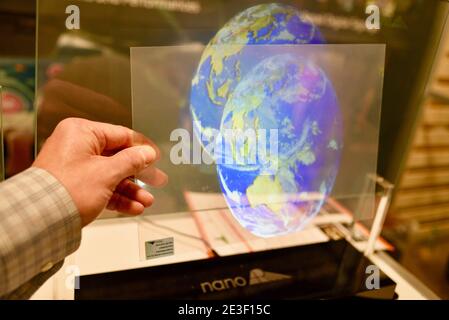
189;3;342;237
217;54;342;237
190;3;324;149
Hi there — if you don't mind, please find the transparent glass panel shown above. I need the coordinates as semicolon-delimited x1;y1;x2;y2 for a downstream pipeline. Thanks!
133;44;385;259
133;45;384;214
36;1;134;153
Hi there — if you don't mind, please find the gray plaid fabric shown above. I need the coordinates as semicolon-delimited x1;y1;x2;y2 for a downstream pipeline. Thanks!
0;167;81;299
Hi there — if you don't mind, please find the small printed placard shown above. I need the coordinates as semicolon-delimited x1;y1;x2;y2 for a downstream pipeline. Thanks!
145;237;174;260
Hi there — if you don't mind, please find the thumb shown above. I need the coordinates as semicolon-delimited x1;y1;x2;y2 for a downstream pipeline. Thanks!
107;145;157;183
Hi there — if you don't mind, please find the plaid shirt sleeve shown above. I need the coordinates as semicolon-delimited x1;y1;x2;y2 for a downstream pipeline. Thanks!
0;167;82;299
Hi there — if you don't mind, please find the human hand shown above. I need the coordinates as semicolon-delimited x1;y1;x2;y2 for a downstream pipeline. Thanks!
33;118;168;226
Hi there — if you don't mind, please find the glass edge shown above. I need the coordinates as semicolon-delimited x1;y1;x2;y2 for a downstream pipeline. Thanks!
0;85;3;181
33;0;39;158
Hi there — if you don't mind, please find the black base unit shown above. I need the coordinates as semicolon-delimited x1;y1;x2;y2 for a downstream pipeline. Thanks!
75;239;396;300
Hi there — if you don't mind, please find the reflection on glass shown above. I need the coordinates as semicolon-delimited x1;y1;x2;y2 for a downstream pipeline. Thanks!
0;60;35;178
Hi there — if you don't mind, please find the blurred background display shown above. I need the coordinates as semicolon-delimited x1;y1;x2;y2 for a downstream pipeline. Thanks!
1;0;449;298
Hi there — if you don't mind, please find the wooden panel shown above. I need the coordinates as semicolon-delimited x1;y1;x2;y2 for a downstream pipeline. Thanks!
407;149;449;168
400;168;449;188
434;58;449;79
394;187;449;208
414;126;449;147
422;104;449;125
390;27;449;222
393;203;449;222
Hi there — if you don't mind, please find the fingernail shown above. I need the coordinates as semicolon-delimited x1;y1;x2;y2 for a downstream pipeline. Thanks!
139;146;157;166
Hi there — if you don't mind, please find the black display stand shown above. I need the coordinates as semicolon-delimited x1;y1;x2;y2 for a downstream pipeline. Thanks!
75;239;396;300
